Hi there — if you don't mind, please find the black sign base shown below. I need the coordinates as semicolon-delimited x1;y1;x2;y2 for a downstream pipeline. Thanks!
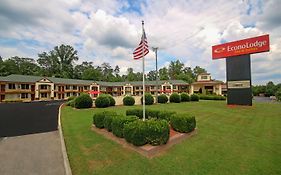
226;55;252;106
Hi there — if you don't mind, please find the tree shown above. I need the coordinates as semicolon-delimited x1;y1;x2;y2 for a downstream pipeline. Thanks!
0;56;40;76
38;44;79;78
193;66;207;78
265;81;276;97
147;70;157;81
159;67;169;80
168;60;184;80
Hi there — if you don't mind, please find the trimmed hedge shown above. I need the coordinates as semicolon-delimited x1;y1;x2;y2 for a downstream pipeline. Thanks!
169;93;181;103
123;119;170;146
199;94;226;101
107;95;116;106
171;114;196;133
74;93;93;109
124;120;147;146
111;115;138;138
157;94;168;104
181;93;190;102
141;93;154;105
95;94;110;108
123;96;135;106
146;119;170;145
103;111;118;131
190;94;199;101
126;109;175;121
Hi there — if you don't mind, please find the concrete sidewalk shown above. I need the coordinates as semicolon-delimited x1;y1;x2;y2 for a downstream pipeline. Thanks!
0;131;65;175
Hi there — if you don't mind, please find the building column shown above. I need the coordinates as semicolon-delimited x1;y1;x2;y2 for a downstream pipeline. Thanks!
51;83;54;98
190;85;194;95
218;84;222;95
35;83;39;99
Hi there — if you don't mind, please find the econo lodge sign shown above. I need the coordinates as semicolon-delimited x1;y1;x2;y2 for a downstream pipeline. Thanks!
212;34;270;59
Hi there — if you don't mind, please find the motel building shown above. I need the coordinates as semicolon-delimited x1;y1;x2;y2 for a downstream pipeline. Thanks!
0;74;224;102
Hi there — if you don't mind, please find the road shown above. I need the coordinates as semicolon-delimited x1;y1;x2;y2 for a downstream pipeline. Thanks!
0;101;66;175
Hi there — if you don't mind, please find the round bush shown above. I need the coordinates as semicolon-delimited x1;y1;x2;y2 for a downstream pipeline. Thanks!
95;94;110;108
103;111;117;131
111;115;138;138
146;119;170;146
124;120;147;146
123;96;135;106
169;93;181;103
107;95;116;106
141;93;154;105
276;89;281;101
190;94;199;101
74;93;93;109
181;93;190;102
171;114;196;133
157;94;168;103
93;112;105;128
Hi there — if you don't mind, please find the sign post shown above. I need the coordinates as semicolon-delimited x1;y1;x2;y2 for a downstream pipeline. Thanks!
212;34;270;106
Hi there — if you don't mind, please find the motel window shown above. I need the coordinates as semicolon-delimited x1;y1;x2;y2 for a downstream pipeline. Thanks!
66;85;71;90
73;92;77;96
21;93;28;99
84;86;88;90
166;86;171;89
73;86;77;90
21;84;30;89
8;84;16;89
54;93;57;97
173;85;177;89
201;75;208;80
41;93;47;98
151;86;155;90
40;85;48;90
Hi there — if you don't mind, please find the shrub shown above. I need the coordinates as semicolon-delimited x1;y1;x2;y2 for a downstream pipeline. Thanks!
124;120;147;146
198;94;226;101
190;94;199;101
93;112;105;128
146;119;170;146
112;115;138;138
95;94;110;108
276;89;281;101
67;96;76;101
126;109;175;121
157;94;168;103
103;111;118;131
123;96;135;106
66;100;75;107
169;93;181;103
107;95;116;106
158;111;176;121
141;93;154;105
181;93;190;102
74;93;93;109
171;114;196;133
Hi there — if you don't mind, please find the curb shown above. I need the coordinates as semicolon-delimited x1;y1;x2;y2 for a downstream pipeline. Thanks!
58;104;72;175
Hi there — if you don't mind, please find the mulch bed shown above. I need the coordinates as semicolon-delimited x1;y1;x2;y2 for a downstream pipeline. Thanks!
91;125;197;158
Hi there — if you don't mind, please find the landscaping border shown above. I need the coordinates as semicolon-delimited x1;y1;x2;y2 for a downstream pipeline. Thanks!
91;125;197;158
58;104;72;175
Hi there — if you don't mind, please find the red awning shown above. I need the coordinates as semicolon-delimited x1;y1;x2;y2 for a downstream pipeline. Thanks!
88;90;101;95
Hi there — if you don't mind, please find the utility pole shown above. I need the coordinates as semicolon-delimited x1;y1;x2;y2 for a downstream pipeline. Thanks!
152;47;159;103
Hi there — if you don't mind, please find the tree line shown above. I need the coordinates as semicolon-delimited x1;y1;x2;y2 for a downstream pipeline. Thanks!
252;82;281;97
0;44;207;83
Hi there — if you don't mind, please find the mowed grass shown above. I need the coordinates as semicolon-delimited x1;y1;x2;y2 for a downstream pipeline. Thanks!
61;101;281;175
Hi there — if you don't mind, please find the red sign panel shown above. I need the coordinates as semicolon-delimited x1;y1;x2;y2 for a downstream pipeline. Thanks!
212;34;270;59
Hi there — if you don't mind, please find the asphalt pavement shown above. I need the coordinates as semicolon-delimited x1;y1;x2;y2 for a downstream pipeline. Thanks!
0;101;66;175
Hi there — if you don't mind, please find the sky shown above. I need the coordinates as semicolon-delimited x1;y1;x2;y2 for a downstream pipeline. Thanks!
0;0;280;85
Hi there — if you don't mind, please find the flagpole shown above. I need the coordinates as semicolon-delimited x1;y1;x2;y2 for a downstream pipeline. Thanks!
142;20;146;121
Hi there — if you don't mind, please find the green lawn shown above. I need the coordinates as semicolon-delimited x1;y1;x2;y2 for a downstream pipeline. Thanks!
61;101;281;175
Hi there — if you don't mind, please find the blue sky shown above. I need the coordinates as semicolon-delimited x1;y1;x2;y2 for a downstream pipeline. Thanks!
0;0;280;85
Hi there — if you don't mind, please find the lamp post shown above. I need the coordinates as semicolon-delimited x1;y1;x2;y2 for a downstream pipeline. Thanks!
152;47;159;103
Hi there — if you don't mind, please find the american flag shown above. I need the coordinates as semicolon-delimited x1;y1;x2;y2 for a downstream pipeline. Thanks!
133;29;149;60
